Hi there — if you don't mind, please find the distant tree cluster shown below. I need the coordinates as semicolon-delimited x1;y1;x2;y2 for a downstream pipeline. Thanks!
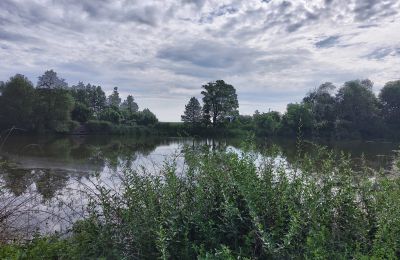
182;79;400;139
0;70;158;133
181;80;239;131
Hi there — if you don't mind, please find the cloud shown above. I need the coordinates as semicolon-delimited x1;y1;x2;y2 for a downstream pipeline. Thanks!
0;0;400;121
315;36;341;48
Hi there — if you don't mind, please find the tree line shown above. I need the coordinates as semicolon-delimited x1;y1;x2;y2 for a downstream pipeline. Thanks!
181;79;400;139
0;70;158;133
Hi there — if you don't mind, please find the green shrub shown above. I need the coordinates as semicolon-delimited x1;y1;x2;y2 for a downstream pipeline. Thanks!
1;143;400;259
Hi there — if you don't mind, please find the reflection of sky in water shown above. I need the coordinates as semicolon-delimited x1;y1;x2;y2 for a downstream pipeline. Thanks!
0;136;399;238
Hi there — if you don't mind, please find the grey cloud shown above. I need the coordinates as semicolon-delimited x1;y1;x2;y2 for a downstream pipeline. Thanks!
157;39;310;79
353;0;398;22
315;36;340;48
0;29;39;43
157;40;265;69
364;47;399;60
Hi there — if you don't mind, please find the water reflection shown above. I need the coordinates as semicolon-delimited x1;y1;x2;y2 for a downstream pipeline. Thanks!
0;135;399;237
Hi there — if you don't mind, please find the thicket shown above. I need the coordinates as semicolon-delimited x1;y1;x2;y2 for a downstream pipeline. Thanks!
1;141;399;259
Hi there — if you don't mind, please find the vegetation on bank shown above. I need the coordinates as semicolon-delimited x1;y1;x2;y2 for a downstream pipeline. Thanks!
0;71;158;135
1;141;400;259
1;71;400;139
181;79;400;139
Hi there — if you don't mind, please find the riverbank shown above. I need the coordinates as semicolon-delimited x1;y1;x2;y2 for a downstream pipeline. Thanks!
1;142;399;259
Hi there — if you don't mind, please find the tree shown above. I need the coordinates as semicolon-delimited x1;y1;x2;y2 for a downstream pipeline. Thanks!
108;87;121;108
335;79;381;138
0;74;36;130
303;82;336;135
0;81;4;93
181;97;202;129
71;102;91;123
135;109;158;126
34;71;74;132
253;111;282;136
379;80;400;128
201;80;239;127
121;95;139;114
99;107;122;124
282;103;313;136
70;83;107;118
37;70;68;89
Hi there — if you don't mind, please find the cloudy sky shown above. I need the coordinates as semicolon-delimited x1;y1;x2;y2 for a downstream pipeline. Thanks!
1;0;399;121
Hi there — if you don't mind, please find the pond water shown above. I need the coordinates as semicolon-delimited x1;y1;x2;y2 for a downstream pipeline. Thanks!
0;135;399;239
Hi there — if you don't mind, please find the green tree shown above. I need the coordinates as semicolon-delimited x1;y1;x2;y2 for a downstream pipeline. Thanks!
121;95;139;114
379;80;400;129
70;83;107;119
303;82;336;136
181;97;202;129
108;87;121;108
35;71;74;132
92;86;107;117
71;102;91;123
0;74;36;130
282;103;313;136
37;70;68;89
201;80;239;127
99;107;122;124
335;79;381;138
135;109;158;126
253;111;282;136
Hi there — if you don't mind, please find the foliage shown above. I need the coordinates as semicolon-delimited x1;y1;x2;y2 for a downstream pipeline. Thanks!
181;97;202;129
0;74;36;130
202;80;239;127
303;82;336;136
71;102;91;123
34;88;75;133
134;108;158;126
37;70;68;89
70;82;107;118
253;111;282;136
1;144;400;258
335;79;381;138
121;95;139;114
281;103;313;135
379;80;400;129
108;87;121;108
99;107;122;124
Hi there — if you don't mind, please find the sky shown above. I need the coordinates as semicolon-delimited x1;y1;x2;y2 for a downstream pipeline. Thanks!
0;0;399;121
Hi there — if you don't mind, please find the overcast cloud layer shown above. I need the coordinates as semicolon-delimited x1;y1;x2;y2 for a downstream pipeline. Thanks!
1;0;399;121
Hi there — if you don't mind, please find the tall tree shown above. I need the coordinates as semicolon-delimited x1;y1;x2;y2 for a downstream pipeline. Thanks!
37;70;68;89
0;74;36;130
92;86;107;117
336;79;381;137
201;80;239;127
181;97;202;129
121;95;139;113
108;87;121;108
303;82;336;135
35;71;74;132
282;103;313;135
379;80;400;128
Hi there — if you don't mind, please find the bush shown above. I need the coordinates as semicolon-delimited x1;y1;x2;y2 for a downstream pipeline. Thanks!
1;144;400;259
86;120;113;134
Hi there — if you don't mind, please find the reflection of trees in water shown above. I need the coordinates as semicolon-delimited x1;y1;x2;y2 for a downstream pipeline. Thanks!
0;166;68;200
34;169;69;200
0;167;33;196
0;136;165;199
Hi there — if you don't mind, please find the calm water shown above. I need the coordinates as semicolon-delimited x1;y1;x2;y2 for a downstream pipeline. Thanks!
0;135;399;238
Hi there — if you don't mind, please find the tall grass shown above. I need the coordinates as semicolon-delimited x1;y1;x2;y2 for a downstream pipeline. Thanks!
1;142;400;259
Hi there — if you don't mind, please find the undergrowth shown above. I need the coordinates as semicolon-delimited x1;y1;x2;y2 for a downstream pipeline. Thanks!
0;143;400;259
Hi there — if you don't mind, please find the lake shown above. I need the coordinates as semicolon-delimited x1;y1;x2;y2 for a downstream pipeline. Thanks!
0;135;399;239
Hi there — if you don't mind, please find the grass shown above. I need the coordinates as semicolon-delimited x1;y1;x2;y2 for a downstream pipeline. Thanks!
0;141;400;259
